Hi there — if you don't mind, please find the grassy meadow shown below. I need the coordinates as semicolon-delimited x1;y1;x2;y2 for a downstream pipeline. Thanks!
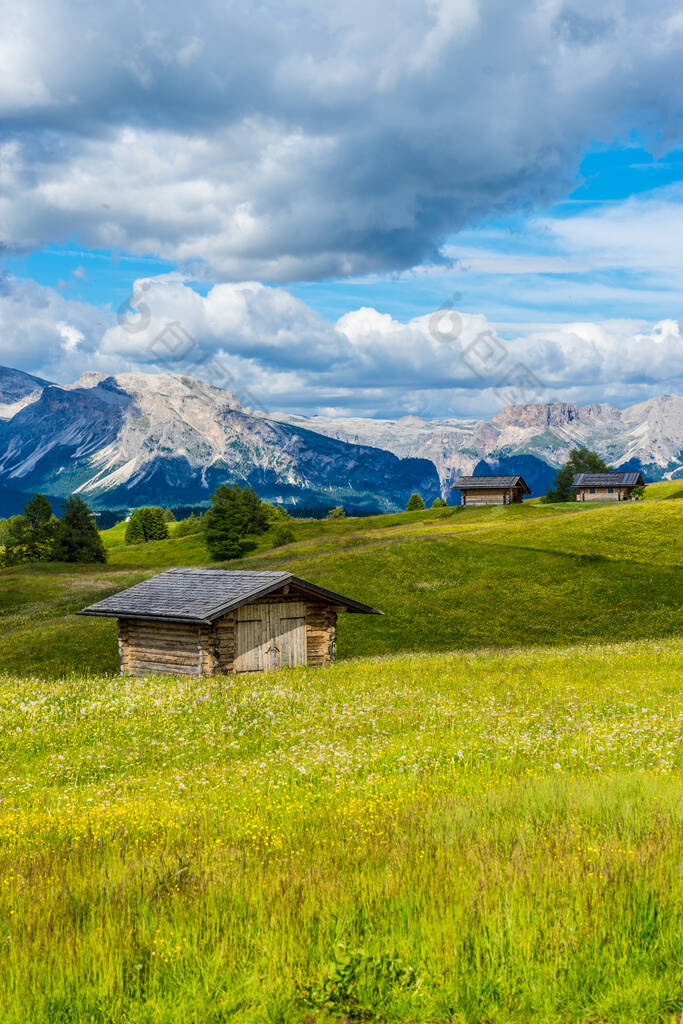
0;483;681;1022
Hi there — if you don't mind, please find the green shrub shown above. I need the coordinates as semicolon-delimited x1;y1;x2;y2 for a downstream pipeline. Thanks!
298;942;421;1018
172;514;201;537
406;493;425;511
271;523;295;547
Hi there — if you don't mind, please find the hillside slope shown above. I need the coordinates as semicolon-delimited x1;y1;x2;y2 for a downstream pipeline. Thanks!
1;488;680;677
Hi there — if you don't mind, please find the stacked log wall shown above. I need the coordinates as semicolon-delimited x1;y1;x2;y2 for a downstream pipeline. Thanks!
577;487;628;502
118;619;202;676
462;488;510;506
214;613;237;673
119;593;342;676
306;604;338;665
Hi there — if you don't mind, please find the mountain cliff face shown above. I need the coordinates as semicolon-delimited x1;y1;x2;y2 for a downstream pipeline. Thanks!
0;370;440;513
277;395;683;495
0;366;52;420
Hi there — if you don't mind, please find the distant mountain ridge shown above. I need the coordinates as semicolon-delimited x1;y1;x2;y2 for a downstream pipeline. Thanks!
0;367;440;513
0;365;680;514
277;395;683;494
0;366;52;420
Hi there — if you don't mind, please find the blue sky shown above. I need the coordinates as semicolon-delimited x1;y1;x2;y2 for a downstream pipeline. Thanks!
1;0;682;418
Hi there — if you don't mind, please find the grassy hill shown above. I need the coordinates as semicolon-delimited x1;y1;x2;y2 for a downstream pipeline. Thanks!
0;484;681;1022
0;484;680;677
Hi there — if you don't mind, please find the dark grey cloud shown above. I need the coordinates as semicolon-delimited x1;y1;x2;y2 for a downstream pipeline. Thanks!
1;0;682;280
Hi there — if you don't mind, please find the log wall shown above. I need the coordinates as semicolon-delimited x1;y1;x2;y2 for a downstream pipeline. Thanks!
119;594;341;677
577;487;630;502
305;603;338;665
461;487;523;506
118;618;203;676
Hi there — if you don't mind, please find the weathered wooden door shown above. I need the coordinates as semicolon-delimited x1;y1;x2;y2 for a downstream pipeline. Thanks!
234;602;306;672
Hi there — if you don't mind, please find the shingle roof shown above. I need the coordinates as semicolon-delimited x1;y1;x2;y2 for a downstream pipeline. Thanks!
572;472;644;487
78;569;382;623
455;475;531;494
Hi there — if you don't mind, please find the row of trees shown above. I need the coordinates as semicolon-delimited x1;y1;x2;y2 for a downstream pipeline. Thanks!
0;494;106;565
0;484;294;567
406;494;447;511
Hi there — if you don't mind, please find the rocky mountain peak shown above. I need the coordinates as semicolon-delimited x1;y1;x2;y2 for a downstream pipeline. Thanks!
490;402;581;429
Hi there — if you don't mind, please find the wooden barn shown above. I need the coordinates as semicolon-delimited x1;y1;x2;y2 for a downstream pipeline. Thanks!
573;471;644;502
456;474;531;506
79;569;381;677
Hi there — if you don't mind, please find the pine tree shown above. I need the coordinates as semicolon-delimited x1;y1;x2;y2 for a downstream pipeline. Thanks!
125;506;169;543
406;493;425;511
141;507;169;541
203;484;249;561
53;497;107;563
241;485;268;534
4;494;56;563
544;447;610;503
125;511;146;544
163;507;176;523
432;497;447;508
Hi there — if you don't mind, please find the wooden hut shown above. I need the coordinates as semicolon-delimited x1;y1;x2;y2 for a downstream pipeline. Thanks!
572;471;644;502
79;569;381;677
456;474;531;506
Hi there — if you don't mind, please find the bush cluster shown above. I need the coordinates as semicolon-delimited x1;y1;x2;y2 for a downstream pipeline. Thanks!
124;507;169;545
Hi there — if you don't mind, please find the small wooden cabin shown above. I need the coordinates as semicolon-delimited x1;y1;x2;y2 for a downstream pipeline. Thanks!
79;569;381;677
573;471;644;502
456;474;531;506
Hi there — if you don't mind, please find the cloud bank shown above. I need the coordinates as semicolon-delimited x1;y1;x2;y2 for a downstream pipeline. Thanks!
1;275;680;418
1;0;683;280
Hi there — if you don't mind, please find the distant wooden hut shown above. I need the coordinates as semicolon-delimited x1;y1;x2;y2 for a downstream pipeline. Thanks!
572;472;644;502
456;474;531;506
79;569;381;677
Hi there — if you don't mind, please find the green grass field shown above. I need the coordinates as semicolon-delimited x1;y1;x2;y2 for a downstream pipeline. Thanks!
0;483;681;1022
